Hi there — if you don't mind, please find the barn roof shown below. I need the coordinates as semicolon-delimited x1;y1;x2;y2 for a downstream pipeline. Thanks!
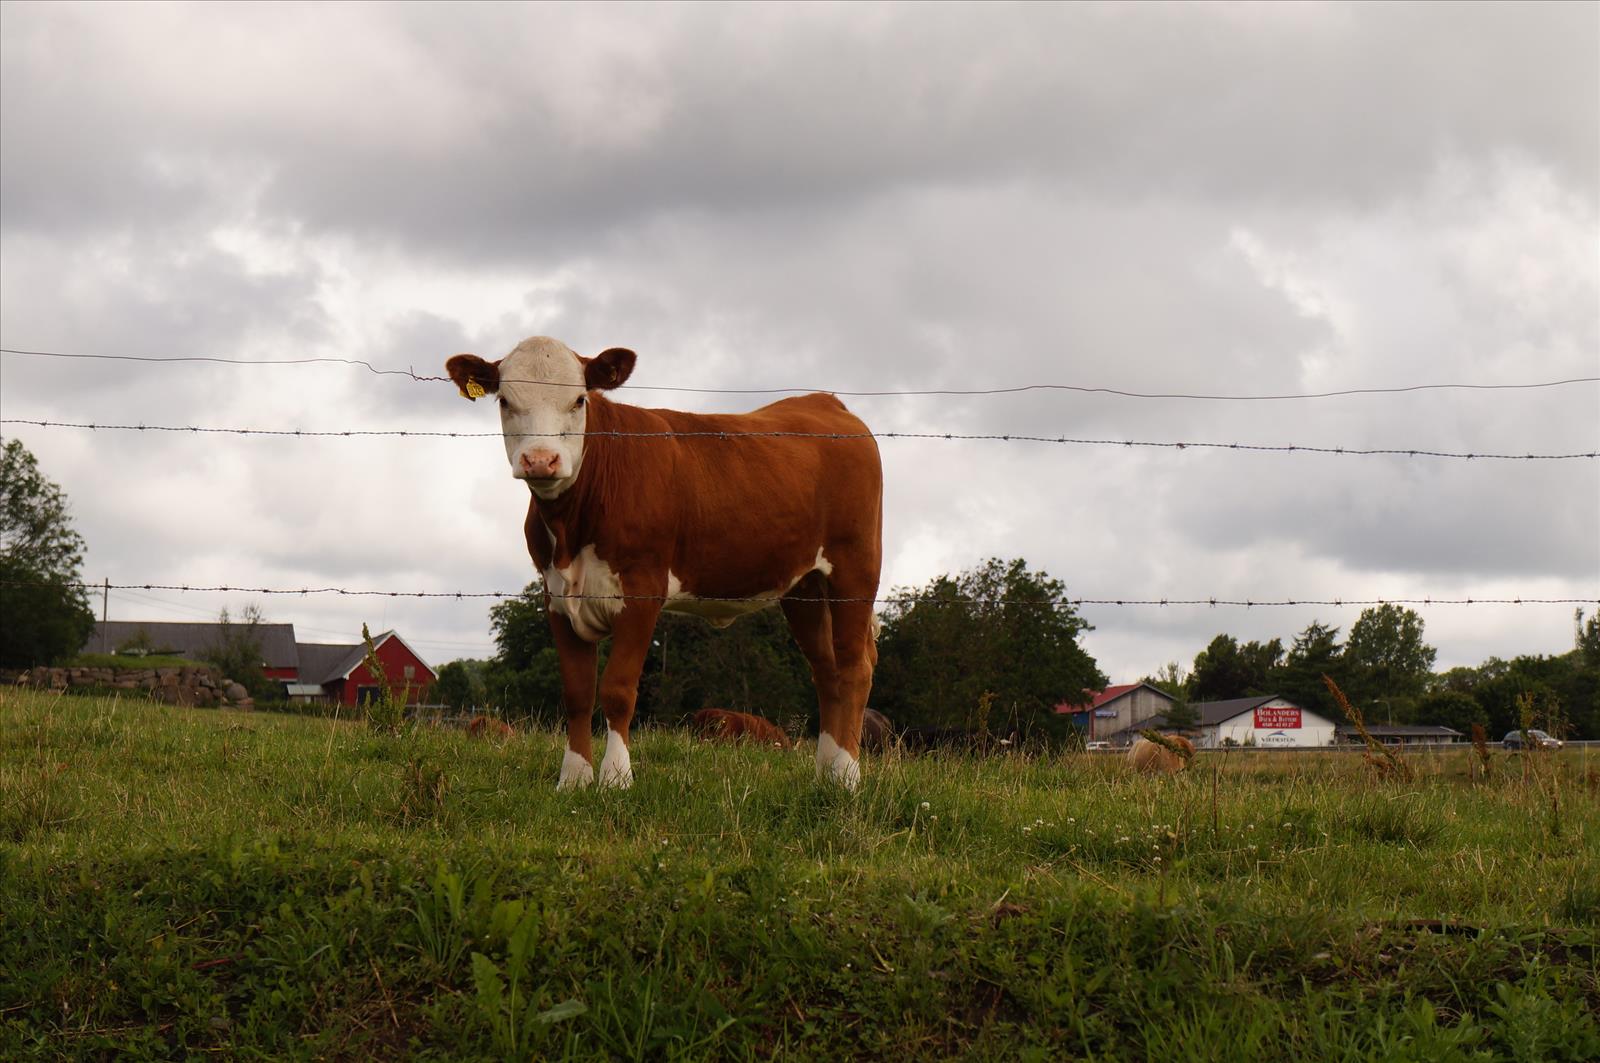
87;620;300;670
295;641;363;686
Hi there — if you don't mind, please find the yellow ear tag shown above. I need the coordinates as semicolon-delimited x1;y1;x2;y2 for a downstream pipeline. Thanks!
462;380;486;400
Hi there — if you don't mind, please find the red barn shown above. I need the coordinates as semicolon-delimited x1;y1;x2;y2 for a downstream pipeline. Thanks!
291;630;437;707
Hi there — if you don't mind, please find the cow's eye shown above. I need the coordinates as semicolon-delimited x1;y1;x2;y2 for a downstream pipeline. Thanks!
572;395;586;411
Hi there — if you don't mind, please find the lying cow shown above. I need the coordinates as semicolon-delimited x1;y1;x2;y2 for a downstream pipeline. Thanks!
692;708;792;749
1127;734;1195;774
860;708;894;752
466;714;515;741
447;337;882;791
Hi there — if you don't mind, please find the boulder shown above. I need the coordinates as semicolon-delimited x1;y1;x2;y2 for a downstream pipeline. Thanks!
225;682;248;702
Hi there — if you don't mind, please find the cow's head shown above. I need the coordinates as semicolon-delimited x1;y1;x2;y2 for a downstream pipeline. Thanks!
446;337;635;499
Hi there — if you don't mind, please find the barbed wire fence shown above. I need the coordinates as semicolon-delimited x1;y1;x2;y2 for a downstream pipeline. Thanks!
3;578;1596;609
3;345;1597;618
3;419;1595;461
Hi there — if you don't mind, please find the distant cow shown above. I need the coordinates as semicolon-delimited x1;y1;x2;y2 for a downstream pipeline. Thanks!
860;708;894;751
1128;734;1195;774
466;715;515;741
448;338;882;791
692;709;792;749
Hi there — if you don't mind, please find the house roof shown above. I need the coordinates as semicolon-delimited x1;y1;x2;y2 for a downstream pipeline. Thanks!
295;642;362;686
1335;724;1463;737
87;620;300;670
1055;682;1174;715
1188;695;1286;727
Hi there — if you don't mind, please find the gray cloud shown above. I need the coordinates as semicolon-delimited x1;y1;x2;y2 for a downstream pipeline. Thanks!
5;4;1594;255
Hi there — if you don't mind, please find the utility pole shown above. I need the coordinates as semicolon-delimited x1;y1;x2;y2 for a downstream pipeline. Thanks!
101;577;109;653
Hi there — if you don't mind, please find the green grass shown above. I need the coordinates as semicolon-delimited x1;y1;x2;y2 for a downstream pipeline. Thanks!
2;690;1596;1060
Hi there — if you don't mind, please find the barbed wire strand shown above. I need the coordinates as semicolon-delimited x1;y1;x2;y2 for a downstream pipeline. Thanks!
3;419;1593;461
9;580;1596;609
4;346;1596;401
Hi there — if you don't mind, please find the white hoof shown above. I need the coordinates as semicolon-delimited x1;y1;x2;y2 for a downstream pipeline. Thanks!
815;731;861;791
598;728;633;789
557;746;594;790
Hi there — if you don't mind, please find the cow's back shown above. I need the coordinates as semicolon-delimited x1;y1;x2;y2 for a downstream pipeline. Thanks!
656;394;880;569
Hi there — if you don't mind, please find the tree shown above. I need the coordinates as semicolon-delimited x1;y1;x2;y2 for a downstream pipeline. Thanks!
482;582;568;724
1414;689;1487;735
1141;662;1199;729
638;609;814;730
200;604;275;698
1577;609;1600;669
1268;621;1348;720
872;558;1105;740
434;659;489;713
1187;635;1282;702
0;439;95;667
479;579;816;729
1143;661;1187;700
1344;604;1437;721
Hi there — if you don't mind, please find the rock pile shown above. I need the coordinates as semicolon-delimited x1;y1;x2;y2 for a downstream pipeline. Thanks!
3;665;255;710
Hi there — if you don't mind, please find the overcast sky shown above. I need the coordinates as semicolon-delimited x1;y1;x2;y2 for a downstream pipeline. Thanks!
2;1;1596;685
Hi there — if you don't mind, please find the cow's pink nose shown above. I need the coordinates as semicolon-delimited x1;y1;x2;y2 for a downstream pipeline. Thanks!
519;449;562;478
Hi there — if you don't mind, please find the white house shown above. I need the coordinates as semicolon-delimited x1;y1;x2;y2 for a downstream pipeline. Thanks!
1192;695;1337;748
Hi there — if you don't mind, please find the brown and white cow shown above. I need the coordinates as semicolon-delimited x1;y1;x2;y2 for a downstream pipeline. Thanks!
1127;734;1196;774
691;708;792;749
446;337;882;791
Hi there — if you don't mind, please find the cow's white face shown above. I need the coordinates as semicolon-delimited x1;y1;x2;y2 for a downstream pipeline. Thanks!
444;338;636;501
496;338;590;499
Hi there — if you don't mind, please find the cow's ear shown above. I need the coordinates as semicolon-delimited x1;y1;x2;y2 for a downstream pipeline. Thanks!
445;354;500;400
584;347;636;391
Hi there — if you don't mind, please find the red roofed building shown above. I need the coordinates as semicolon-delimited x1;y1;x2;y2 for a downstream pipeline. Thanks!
1055;682;1176;744
289;630;437;708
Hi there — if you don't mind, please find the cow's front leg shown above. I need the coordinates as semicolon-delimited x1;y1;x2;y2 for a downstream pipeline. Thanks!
549;611;599;790
594;592;664;789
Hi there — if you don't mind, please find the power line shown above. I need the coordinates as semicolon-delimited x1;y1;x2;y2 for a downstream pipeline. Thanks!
4;346;1595;401
12;579;1597;609
4;419;1592;461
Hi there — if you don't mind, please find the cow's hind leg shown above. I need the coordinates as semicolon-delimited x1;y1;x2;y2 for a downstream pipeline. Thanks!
820;569;879;790
780;572;844;783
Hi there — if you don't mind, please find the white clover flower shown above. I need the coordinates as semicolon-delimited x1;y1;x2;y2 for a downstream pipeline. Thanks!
920;801;930;811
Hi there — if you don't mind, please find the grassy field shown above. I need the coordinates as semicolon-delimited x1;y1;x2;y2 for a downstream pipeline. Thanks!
2;691;1597;1061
